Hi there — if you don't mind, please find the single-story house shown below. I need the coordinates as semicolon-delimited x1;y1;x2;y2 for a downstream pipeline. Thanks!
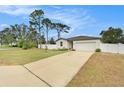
56;36;100;51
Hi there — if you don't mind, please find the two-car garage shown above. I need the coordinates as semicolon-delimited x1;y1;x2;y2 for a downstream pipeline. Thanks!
73;40;100;51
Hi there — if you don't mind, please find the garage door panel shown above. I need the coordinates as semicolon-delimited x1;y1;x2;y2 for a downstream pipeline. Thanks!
73;42;96;51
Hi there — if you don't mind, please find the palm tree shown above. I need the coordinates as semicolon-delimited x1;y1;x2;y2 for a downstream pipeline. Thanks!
42;18;53;50
53;23;70;39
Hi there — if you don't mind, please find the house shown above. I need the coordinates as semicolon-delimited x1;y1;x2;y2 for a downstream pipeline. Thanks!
56;36;100;51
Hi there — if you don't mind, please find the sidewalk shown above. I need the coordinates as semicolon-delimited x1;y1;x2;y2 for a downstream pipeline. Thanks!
0;66;48;87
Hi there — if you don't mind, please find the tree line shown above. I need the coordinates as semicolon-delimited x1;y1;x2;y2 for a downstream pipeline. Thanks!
0;9;70;49
100;27;124;44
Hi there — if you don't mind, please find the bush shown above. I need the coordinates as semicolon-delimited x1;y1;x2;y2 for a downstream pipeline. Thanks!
22;41;29;50
95;48;101;52
17;39;38;49
12;45;18;47
18;40;24;48
28;41;37;48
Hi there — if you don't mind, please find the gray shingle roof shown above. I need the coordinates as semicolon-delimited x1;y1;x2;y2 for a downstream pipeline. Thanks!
56;36;100;41
67;36;100;41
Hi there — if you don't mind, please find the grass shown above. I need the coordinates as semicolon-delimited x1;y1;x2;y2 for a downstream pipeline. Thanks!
0;45;10;48
67;52;124;87
0;48;67;65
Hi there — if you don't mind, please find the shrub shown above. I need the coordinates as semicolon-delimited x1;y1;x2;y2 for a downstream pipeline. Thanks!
12;45;17;47
27;41;33;48
95;48;101;52
30;41;37;48
17;39;37;49
18;40;24;48
22;41;29;50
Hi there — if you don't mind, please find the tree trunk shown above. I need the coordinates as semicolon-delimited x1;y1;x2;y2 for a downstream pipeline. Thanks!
45;28;48;51
38;16;42;49
57;31;60;39
11;41;13;47
38;39;41;48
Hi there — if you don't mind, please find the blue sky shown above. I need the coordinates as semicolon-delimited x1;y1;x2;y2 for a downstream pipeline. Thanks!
0;5;124;38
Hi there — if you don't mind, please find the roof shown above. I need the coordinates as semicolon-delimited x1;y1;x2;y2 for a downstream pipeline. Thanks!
67;36;100;41
56;36;100;42
56;38;68;41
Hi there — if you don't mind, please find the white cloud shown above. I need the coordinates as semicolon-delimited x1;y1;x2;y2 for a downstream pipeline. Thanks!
0;6;39;16
0;24;9;27
46;8;96;37
0;24;10;30
0;6;97;37
50;5;62;9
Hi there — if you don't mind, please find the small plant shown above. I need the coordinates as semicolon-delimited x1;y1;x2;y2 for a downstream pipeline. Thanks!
95;48;101;52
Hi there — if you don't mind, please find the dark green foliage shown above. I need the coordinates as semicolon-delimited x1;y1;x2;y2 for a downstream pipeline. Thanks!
100;27;123;43
95;48;101;52
18;39;24;48
53;23;70;39
49;37;56;44
41;35;46;44
12;45;17;47
0;27;16;46
22;41;29;50
29;9;44;48
28;40;37;48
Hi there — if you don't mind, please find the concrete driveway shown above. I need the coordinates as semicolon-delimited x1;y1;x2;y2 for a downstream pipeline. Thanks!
0;51;93;87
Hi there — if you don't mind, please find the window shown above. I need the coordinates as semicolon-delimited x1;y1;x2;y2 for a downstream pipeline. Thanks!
60;41;63;46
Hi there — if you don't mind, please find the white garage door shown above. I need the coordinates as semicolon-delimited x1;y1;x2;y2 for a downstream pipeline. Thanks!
73;42;97;51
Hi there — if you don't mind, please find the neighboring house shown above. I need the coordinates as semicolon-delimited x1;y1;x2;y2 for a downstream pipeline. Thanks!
56;36;100;51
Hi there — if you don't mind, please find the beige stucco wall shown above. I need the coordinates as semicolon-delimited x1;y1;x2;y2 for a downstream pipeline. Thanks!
56;39;71;49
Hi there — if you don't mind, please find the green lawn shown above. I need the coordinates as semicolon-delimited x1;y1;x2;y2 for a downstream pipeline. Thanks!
0;48;67;65
0;45;10;48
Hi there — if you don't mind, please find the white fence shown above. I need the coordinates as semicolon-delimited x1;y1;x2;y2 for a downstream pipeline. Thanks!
38;44;57;49
38;43;124;54
100;43;124;54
